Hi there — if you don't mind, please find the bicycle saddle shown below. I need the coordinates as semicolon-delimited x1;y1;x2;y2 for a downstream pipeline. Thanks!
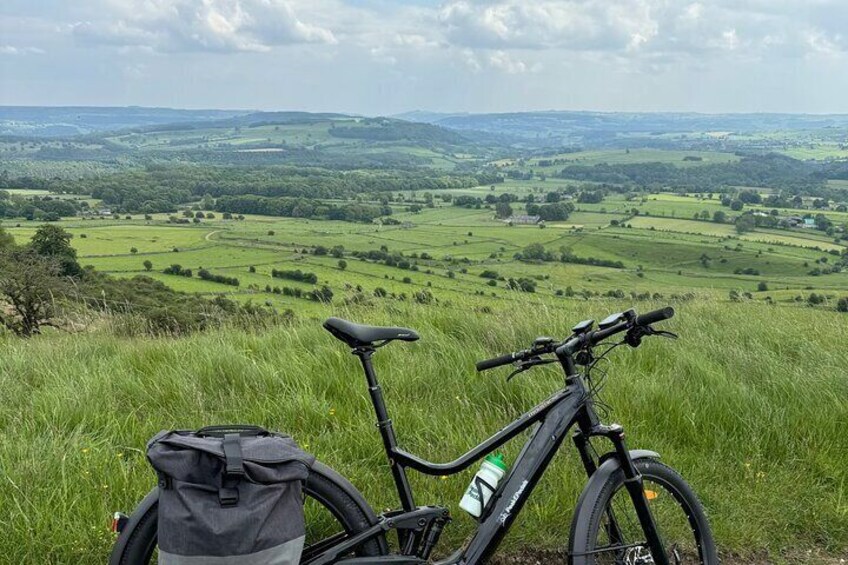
323;317;420;347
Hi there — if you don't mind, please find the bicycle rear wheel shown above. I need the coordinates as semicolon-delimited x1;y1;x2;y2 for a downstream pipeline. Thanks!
569;458;718;564
110;461;388;564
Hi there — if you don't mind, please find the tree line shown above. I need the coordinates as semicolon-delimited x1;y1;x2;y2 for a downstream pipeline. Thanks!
215;195;391;223
554;154;833;195
0;165;498;215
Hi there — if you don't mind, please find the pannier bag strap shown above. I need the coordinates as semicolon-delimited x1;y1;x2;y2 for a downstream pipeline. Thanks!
219;433;245;507
196;424;270;437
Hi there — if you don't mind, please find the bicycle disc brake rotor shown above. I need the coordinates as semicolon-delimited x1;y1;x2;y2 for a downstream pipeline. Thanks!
624;546;654;565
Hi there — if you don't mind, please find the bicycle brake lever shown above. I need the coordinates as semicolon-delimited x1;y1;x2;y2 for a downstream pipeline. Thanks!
653;330;678;339
506;367;525;382
642;325;678;340
627;326;678;347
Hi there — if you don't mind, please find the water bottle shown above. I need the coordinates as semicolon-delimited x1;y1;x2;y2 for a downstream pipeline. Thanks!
459;453;508;518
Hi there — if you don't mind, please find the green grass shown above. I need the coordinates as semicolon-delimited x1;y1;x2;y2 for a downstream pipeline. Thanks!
0;300;846;563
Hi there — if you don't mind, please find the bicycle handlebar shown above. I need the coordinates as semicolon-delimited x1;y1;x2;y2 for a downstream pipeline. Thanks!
475;306;675;372
475;352;522;372
635;306;675;327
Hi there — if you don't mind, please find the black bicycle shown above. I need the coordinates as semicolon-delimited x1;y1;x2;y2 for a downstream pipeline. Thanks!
110;306;718;564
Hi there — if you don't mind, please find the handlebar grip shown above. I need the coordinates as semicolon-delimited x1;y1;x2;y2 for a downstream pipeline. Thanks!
635;306;675;326
476;352;518;372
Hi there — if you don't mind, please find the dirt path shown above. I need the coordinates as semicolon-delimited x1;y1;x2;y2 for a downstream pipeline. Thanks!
488;549;847;564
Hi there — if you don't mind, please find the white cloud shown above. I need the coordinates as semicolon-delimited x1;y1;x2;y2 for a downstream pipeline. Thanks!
433;0;847;67
0;45;45;55
72;0;336;53
437;0;657;52
2;0;847;113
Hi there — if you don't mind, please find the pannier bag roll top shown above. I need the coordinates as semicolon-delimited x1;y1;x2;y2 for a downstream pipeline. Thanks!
147;425;315;565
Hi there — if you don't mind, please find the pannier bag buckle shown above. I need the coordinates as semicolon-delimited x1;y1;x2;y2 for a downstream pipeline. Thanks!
218;486;240;507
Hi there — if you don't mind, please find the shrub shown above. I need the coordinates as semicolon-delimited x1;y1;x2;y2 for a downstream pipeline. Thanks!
198;269;239;287
507;277;536;293
163;264;192;277
271;269;317;284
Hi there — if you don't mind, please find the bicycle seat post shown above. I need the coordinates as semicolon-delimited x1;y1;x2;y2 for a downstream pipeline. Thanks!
353;346;416;512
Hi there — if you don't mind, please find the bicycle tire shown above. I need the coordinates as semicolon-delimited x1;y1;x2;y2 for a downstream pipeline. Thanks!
569;458;718;564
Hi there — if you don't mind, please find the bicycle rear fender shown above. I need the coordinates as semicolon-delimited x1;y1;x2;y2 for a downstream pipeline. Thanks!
568;449;660;560
109;488;158;565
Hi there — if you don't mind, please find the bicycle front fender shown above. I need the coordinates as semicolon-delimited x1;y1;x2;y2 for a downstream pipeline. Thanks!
568;449;660;559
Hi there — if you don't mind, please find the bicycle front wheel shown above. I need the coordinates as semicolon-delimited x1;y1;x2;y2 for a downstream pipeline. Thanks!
569;458;718;565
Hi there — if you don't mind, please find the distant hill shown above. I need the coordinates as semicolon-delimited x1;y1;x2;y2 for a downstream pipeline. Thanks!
398;110;848;149
0;106;251;137
0;109;504;172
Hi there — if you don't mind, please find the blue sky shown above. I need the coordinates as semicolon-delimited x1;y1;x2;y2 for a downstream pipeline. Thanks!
1;0;847;115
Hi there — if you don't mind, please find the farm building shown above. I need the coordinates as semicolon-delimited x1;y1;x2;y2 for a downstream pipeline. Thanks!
507;215;541;225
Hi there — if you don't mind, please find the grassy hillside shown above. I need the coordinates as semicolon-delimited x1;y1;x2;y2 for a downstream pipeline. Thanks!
1;300;846;563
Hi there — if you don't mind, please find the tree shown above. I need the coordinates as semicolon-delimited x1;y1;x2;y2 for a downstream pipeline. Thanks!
713;210;727;223
837;297;848;313
130;247;138;254
730;200;744;211
735;214;756;234
143;260;153;272
30;224;81;277
338;259;347;270
520;243;552;262
495;201;513;219
0;228;14;249
757;282;769;292
0;249;65;337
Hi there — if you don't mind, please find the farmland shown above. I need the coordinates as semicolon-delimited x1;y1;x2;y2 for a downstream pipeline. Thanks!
1;108;848;563
4;198;846;316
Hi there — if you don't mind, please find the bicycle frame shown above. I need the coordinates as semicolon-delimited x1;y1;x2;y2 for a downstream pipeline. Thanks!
306;344;667;565
309;346;668;565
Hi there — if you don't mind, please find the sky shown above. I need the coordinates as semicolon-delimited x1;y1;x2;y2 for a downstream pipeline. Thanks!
1;0;847;115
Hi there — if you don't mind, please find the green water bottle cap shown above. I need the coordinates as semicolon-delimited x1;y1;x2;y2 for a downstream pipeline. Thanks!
485;453;508;472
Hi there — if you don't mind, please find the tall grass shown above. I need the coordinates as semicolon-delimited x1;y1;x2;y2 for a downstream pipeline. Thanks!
0;300;846;563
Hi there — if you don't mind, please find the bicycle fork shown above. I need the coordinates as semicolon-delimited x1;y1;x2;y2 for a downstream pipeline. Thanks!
573;426;670;565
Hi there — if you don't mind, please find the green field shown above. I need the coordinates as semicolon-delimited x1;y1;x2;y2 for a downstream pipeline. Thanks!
4;196;846;314
1;300;846;563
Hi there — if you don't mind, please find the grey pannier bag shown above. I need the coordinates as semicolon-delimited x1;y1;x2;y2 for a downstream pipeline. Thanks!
147;425;315;565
